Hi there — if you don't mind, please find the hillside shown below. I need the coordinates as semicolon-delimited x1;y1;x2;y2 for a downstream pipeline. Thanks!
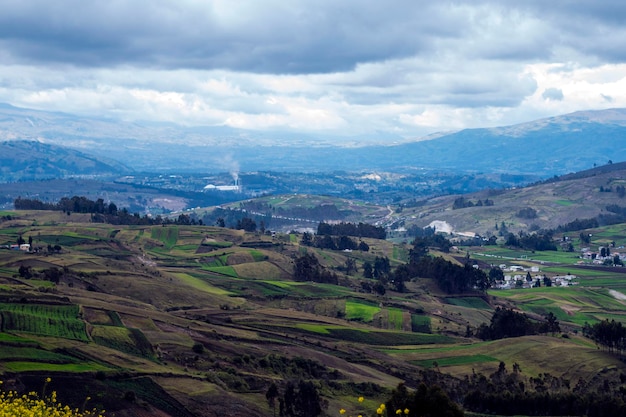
2;210;626;415
0;140;130;181
392;161;626;237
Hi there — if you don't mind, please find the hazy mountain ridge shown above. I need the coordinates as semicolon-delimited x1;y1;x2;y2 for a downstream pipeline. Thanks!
1;103;626;176
0;140;131;181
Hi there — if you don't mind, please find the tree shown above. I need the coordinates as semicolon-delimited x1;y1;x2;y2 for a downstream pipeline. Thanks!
344;258;357;276
281;380;322;417
363;261;373;278
373;256;391;279
542;312;561;335
236;217;257;232
301;232;313;246
266;383;279;417
488;267;504;286
18;265;32;279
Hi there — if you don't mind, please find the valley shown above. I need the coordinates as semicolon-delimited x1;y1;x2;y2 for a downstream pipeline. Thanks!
2;199;626;416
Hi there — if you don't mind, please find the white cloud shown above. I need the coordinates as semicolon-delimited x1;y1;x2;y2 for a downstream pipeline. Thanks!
0;1;626;142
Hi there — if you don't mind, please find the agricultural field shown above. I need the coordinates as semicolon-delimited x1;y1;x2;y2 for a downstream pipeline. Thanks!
2;210;626;416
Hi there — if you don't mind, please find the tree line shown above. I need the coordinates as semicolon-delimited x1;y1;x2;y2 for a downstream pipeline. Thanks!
583;319;626;355
317;221;386;239
14;196;206;226
475;307;560;340
300;232;369;252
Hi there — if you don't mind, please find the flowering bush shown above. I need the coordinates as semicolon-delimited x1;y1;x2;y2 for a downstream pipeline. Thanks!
0;379;105;417
339;396;409;417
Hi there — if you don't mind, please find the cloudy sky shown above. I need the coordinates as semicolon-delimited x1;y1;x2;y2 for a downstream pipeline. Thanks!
1;0;626;142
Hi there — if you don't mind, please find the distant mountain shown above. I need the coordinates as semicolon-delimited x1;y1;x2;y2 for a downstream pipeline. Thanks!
0;140;131;181
1;103;626;176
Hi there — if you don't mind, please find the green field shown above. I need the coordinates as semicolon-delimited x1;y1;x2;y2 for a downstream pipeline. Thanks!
411;354;498;368
0;303;88;341
345;299;380;322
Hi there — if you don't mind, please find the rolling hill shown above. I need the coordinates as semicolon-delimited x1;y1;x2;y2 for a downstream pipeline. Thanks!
2;209;626;416
391;161;626;237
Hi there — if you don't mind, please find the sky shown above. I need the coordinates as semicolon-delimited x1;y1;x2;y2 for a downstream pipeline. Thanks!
1;0;626;143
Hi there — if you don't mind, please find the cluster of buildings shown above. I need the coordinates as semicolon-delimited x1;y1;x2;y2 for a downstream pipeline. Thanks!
579;246;624;265
1;243;30;251
492;264;578;290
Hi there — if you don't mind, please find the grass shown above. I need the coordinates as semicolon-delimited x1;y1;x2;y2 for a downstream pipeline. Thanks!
0;303;89;341
151;226;179;249
173;272;233;296
0;346;79;363
204;265;239;277
445;297;492;310
345;300;380;322
411;354;498;368
91;325;155;359
411;315;431;333
2;362;111;372
387;307;404;330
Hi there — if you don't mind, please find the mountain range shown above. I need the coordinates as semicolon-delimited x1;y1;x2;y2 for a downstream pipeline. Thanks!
1;103;626;177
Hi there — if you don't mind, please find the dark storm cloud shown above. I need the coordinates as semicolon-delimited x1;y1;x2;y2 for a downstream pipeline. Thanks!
0;1;460;73
1;0;625;139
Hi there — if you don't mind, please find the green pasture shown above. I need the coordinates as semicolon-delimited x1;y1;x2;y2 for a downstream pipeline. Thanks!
2;361;110;372
555;200;575;206
150;226;179;249
201;240;233;248
173;272;233;296
492;286;626;325
296;323;331;334
0;332;39;345
290;323;455;345
0;346;79;363
345;299;380;322
327;328;454;345
411;315;431;333
91;325;155;359
0;303;89;341
204;265;239;277
233;261;283;280
445;297;492;310
411;354;498;368
249;249;266;261
387;307;404;330
392;245;409;262
473;248;580;265
36;233;98;247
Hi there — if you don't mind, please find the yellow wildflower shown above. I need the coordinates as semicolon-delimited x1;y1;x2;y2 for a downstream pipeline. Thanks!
358;396;364;403
340;408;346;415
